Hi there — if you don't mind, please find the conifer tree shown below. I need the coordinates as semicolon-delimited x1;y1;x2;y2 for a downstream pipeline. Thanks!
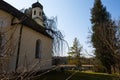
68;38;82;68
91;0;116;74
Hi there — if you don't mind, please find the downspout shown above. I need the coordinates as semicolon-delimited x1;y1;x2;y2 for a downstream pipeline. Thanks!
15;24;23;71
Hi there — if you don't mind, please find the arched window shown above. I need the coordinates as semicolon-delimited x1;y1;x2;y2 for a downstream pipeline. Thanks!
34;10;36;15
35;39;41;59
39;12;41;16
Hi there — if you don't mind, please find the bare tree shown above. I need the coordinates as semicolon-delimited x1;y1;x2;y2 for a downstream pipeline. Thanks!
0;18;18;79
45;16;66;56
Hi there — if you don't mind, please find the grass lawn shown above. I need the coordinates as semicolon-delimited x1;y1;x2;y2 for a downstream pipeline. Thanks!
34;70;120;80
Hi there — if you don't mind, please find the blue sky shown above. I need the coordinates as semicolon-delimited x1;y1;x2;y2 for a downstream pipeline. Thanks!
4;0;120;56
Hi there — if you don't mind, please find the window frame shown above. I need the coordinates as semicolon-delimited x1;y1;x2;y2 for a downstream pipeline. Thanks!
39;11;42;16
34;10;36;15
35;39;42;59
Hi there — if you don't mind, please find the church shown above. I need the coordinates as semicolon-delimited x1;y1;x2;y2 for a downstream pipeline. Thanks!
0;0;53;73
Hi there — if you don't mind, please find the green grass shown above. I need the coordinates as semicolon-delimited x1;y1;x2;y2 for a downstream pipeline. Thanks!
34;70;120;80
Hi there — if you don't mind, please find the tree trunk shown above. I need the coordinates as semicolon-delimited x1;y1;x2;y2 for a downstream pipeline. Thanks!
106;65;112;74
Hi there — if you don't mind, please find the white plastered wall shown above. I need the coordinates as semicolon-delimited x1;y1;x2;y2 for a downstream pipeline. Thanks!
0;9;52;73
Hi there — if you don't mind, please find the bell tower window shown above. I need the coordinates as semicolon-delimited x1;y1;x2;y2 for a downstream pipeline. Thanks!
39;12;41;16
34;10;36;15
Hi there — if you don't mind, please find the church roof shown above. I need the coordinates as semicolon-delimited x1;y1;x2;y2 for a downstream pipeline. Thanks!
0;0;52;39
32;2;43;9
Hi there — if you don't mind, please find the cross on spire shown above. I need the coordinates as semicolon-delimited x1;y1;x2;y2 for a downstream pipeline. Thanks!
37;0;39;2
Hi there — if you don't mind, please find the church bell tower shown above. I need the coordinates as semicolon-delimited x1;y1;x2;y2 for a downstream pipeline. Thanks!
32;1;44;27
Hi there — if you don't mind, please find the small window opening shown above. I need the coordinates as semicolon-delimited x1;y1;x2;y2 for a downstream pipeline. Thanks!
39;12;42;16
34;11;36;15
35;39;41;59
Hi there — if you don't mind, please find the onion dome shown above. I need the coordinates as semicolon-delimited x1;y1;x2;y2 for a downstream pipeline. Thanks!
32;2;43;9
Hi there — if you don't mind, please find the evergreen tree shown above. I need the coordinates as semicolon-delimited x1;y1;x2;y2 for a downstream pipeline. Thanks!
91;0;116;74
68;38;82;68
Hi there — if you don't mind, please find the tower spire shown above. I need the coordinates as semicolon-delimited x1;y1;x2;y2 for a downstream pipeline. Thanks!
37;0;39;2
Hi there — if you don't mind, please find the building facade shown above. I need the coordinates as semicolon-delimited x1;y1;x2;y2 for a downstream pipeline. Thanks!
0;0;53;73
